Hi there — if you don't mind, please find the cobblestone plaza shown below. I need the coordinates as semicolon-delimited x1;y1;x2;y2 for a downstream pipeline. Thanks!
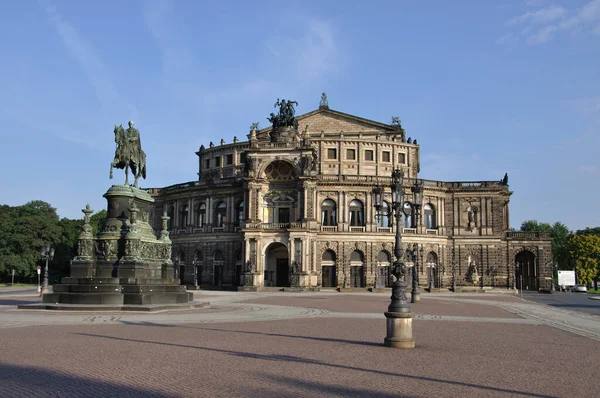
2;288;599;397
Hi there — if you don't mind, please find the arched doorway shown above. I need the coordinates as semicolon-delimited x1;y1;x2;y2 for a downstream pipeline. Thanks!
321;250;337;287
376;251;391;288
213;250;224;286
350;250;365;288
515;250;537;291
426;252;438;288
265;242;289;287
193;250;202;286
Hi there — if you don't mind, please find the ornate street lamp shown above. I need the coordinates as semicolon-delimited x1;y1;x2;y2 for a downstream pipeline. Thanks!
373;168;415;349
451;246;457;292
192;259;199;287
407;243;422;302
40;243;55;296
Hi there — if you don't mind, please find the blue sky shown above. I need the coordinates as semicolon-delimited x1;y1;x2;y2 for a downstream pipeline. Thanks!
1;0;599;231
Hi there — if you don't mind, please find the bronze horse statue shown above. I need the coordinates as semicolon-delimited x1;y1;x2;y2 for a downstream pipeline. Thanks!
109;121;146;187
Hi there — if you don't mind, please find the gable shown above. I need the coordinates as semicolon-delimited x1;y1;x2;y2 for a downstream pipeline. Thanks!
297;109;391;135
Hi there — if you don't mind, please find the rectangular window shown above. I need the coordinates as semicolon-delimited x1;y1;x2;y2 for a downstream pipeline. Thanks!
382;151;391;162
327;148;337;159
365;150;374;161
346;149;356;160
398;153;406;164
240;153;247;164
205;159;210;169
215;156;221;167
226;154;233;165
278;208;290;223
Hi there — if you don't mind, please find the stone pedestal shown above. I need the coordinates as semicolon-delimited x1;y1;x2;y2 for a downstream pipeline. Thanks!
384;312;415;349
42;185;192;307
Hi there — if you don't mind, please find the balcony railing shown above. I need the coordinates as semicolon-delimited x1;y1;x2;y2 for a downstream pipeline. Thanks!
426;229;438;235
349;226;365;232
403;228;417;234
321;226;338;232
506;231;551;239
376;227;392;233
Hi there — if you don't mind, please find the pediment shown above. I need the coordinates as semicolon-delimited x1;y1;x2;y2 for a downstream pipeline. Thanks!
298;108;393;134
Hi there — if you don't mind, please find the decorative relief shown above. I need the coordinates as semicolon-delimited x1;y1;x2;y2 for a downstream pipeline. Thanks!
77;239;94;257
95;240;117;260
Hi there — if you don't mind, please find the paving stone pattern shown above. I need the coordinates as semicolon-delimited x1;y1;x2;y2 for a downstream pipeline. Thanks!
0;289;599;397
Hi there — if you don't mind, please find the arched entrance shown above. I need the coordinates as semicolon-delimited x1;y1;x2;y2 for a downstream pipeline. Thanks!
376;251;391;288
515;250;537;290
350;250;365;288
213;250;224;286
426;252;438;288
321;250;337;287
265;242;289;287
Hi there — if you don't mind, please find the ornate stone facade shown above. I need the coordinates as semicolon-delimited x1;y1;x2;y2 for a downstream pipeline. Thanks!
148;100;552;291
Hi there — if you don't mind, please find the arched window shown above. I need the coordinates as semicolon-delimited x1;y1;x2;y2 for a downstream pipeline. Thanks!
215;202;227;227
194;250;202;263
197;203;206;227
168;206;175;231
350;250;364;264
180;204;188;228
377;251;391;265
237;201;244;226
376;201;391;227
322;249;336;264
402;202;413;228
424;203;436;229
321;199;337;226
349;199;364;226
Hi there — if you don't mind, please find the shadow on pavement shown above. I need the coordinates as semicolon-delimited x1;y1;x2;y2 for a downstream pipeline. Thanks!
75;332;555;398
118;321;381;347
0;363;173;397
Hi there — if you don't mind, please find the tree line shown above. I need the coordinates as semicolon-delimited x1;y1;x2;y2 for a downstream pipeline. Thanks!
519;220;600;287
0;201;106;284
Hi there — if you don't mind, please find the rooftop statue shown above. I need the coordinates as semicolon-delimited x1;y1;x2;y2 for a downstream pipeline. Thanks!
267;98;299;130
109;121;147;187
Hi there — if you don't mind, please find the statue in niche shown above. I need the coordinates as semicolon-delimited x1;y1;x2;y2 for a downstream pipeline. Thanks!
245;259;255;272
466;205;477;230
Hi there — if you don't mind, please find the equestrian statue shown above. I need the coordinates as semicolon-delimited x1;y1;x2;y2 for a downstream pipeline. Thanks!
109;121;147;187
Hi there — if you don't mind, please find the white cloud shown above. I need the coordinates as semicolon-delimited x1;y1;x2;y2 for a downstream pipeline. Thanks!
40;0;139;121
265;17;340;83
500;0;600;45
509;5;566;25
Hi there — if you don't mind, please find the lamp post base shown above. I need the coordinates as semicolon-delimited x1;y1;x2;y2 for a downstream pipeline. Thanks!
411;291;421;303
384;311;415;349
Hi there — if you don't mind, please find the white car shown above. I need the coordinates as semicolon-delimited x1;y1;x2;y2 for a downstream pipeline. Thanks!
572;284;587;293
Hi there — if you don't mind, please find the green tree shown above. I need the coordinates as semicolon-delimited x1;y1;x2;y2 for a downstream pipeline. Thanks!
0;201;83;282
90;209;108;235
520;220;572;269
575;227;600;237
567;234;600;285
52;217;82;280
520;220;553;233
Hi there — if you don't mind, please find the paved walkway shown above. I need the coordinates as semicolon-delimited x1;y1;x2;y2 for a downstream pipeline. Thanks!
1;289;599;397
2;290;600;341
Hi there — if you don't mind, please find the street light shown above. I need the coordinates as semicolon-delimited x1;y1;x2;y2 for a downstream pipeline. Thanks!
407;243;422;302
373;168;415;349
40;243;54;296
192;259;199;287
